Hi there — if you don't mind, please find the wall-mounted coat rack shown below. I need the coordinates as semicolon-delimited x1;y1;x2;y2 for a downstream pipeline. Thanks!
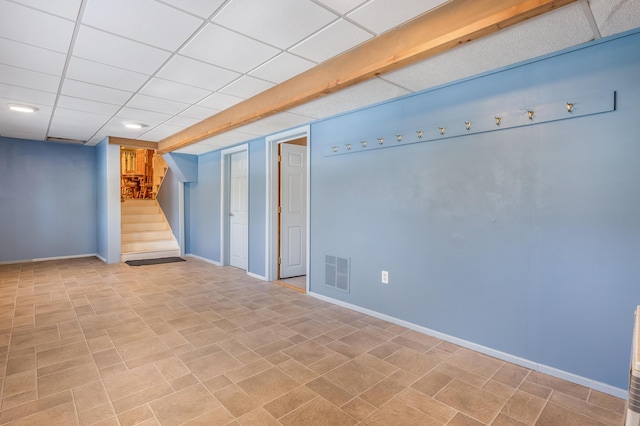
325;90;615;157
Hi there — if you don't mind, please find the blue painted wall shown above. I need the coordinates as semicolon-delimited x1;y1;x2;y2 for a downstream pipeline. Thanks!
248;139;266;277
0;137;97;261
157;167;181;248
96;138;108;261
309;31;640;389
187;150;222;262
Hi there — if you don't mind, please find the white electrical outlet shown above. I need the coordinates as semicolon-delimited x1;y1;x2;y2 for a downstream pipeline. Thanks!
381;270;389;284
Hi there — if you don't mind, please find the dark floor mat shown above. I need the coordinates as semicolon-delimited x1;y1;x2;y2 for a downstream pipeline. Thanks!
125;257;186;266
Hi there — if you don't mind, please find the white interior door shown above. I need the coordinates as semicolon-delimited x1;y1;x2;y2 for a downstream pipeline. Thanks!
280;143;307;278
229;151;248;270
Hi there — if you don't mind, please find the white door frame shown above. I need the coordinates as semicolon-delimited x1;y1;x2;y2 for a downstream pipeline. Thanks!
265;126;310;289
220;144;248;267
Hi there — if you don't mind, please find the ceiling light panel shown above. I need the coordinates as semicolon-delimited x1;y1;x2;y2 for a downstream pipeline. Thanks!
82;0;204;51
0;64;60;93
348;0;448;35
0;1;75;53
65;57;149;93
10;0;82;20
61;79;132;105
0;38;67;76
72;26;172;75
588;0;640;37
214;0;338;49
161;0;226;19
249;53;316;84
139;78;211;104
382;3;593;93
181;24;280;73
219;75;274;99
126;93;190;115
157;55;240;92
290;19;373;64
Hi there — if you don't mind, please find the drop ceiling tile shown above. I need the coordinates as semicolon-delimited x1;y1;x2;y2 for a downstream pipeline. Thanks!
0;83;56;106
248;52;316;84
0;127;47;140
162;0;226;19
0;38;67;75
289;78;410;118
140;78;211;104
49;108;111;140
11;0;82;20
0;64;60;93
313;0;368;15
214;0;338;49
100;118;151;139
65;56;149;93
219;75;274;99
180;105;220;120
56;96;121;116
348;0;447;34
197;92;244;110
163;115;200;128
0;1;75;53
140;123;185;141
126;93;189;115
62;79;133;105
72;25;172;75
82;0;204;51
588;0;640;37
0;96;52;139
181;23;280;73
116;107;172;127
290;19;373;63
157;55;240;91
382;3;594;93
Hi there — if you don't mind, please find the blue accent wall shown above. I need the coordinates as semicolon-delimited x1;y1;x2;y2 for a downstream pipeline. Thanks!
308;31;640;389
157;167;181;248
248;139;266;277
0;137;97;261
187;150;222;262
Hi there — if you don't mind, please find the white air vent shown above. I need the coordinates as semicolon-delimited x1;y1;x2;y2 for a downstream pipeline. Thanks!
626;305;640;425
325;255;350;292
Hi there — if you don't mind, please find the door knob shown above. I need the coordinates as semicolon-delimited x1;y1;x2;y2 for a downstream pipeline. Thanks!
229;212;234;216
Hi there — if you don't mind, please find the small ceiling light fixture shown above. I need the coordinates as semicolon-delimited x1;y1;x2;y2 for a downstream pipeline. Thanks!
124;122;146;129
8;103;38;113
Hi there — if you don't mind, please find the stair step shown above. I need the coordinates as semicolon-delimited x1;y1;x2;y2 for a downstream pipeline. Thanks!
122;214;165;224
122;239;180;253
121;249;181;262
122;230;173;242
122;221;169;232
122;206;161;215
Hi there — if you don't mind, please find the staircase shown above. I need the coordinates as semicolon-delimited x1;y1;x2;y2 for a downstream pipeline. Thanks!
121;199;180;262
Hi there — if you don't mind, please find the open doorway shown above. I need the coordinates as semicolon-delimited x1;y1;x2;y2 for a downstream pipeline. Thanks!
267;126;310;292
120;147;167;200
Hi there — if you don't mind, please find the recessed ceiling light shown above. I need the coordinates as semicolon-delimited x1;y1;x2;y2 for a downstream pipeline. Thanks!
8;103;38;113
124;122;147;129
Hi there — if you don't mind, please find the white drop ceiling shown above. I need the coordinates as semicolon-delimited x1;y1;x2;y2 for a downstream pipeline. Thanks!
0;0;638;155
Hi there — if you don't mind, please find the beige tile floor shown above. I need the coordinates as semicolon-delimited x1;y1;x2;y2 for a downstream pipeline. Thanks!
0;257;626;425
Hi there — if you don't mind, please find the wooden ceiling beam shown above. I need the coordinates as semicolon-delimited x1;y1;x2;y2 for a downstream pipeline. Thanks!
109;136;158;150
158;0;577;154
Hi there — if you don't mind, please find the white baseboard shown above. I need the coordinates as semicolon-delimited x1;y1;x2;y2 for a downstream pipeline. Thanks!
247;271;267;281
0;253;98;265
308;291;627;400
184;253;221;266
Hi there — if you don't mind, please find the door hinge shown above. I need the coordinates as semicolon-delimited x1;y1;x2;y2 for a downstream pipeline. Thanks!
278;206;281;214
278;257;282;265
278;155;281;163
